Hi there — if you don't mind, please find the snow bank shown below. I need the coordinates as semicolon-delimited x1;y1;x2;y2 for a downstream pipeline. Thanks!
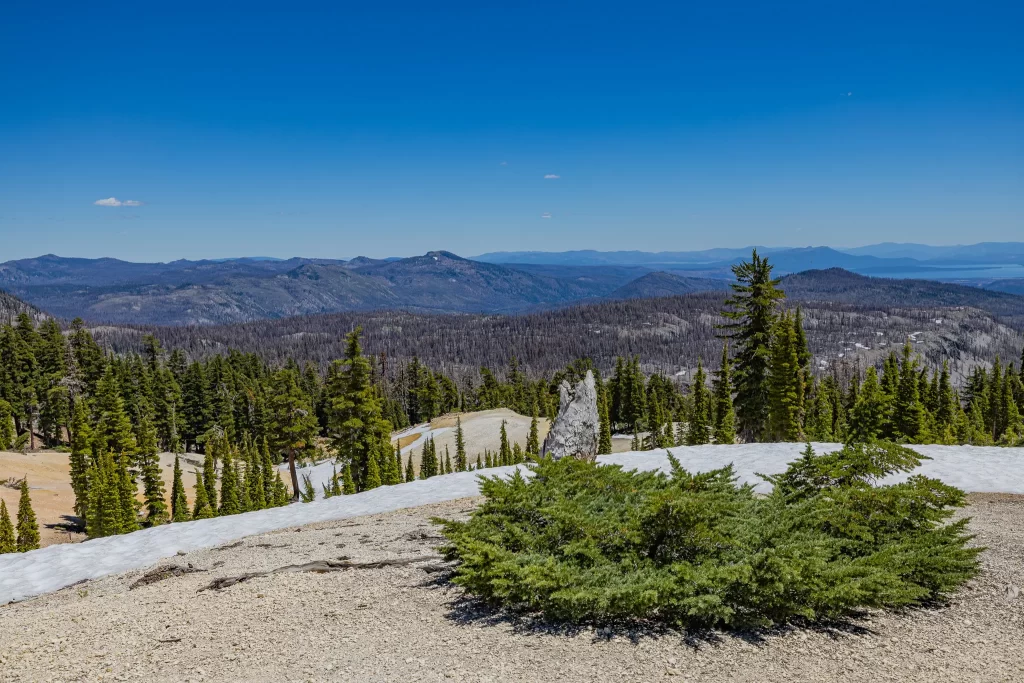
1;443;1020;604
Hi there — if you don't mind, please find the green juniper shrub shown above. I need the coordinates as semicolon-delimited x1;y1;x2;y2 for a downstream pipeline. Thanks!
436;442;980;629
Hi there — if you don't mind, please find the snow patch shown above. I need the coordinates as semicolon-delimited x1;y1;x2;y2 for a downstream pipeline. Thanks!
2;443;1022;604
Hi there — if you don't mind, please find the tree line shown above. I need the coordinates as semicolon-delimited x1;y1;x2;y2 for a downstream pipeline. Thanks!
1;251;1022;550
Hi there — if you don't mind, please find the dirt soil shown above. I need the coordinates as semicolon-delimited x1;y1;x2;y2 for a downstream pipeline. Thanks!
0;493;1020;682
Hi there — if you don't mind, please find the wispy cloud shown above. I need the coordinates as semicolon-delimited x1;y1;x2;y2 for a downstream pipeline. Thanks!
94;197;144;207
543;174;560;179
541;212;552;219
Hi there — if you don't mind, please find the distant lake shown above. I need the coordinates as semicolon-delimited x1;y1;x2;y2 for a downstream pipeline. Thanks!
857;263;1024;281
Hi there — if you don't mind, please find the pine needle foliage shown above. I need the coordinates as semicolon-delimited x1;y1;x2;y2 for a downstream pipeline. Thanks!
0;499;15;553
171;455;189;522
300;473;317;502
437;442;980;629
15;478;40;551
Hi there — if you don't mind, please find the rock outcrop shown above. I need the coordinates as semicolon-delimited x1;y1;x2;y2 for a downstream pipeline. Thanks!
541;370;600;461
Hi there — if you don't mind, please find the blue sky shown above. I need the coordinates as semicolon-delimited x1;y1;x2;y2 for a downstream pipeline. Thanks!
1;1;1021;261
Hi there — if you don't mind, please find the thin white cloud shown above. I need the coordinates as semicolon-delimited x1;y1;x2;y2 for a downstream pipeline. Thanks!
541;212;552;219
94;197;143;207
500;161;508;166
543;174;560;179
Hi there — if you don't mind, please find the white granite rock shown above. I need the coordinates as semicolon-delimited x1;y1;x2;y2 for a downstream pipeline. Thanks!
541;370;600;461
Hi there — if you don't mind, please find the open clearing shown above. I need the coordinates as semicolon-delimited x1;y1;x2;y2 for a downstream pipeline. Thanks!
0;493;1021;682
0;450;203;548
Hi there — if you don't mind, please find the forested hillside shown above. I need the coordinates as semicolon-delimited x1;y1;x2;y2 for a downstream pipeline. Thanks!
95;287;1024;391
0;290;45;326
0;252;613;324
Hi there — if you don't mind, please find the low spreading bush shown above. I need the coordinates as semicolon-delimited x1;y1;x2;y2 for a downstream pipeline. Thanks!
436;442;981;628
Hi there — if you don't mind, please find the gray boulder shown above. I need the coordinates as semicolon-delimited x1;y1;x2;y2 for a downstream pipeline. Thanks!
541;370;600;461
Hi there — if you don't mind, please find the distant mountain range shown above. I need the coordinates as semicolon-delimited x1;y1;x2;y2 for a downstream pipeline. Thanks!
2;243;1023;326
475;243;1024;280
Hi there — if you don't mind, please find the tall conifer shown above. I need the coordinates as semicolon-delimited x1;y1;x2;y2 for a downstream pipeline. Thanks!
219;449;240;515
456;416;468;469
171;455;189;522
0;500;15;553
687;361;710;445
68;400;92;521
711;342;736;444
719;250;784;441
15;478;40;551
138;415;167;525
116;454;139;533
192;470;214;519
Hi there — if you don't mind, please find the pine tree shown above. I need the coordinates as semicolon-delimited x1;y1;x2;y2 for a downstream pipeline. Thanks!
324;328;393;492
364;449;382;490
116;454;139;534
0;399;14;450
597;384;613;454
202;447;218;512
137;415;167;525
92;364;136;456
343;464;357;494
792;307;811;410
767;313;801;441
645;390;666;449
15;478;40;551
237;455;252;512
272;470;290;506
382;444;401;486
935;361;957;436
804;381;834;441
219;449;240;515
300;473;316;502
892;341;927;442
711;342;736;444
526;407;539;457
171;455;189;522
849;367;889;442
405;453;415;482
456;416;468;470
499;420;511;465
687;361;710;445
0;499;15;553
86;452;120;537
444;448;453;474
261;438;277;506
331;466;343;497
719;250;785;441
191;470;214;519
268;368;318;501
68;400;92;521
476;454;482;469
989;358;1004;439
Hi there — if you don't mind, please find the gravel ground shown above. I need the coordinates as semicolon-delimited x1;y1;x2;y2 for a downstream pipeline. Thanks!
1;494;1021;682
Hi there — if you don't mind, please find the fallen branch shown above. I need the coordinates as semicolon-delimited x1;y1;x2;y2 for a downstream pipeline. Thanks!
130;564;206;590
198;555;439;592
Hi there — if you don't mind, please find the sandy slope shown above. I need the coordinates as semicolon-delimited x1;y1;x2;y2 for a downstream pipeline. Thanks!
0;450;202;547
0;494;1020;682
393;409;551;470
